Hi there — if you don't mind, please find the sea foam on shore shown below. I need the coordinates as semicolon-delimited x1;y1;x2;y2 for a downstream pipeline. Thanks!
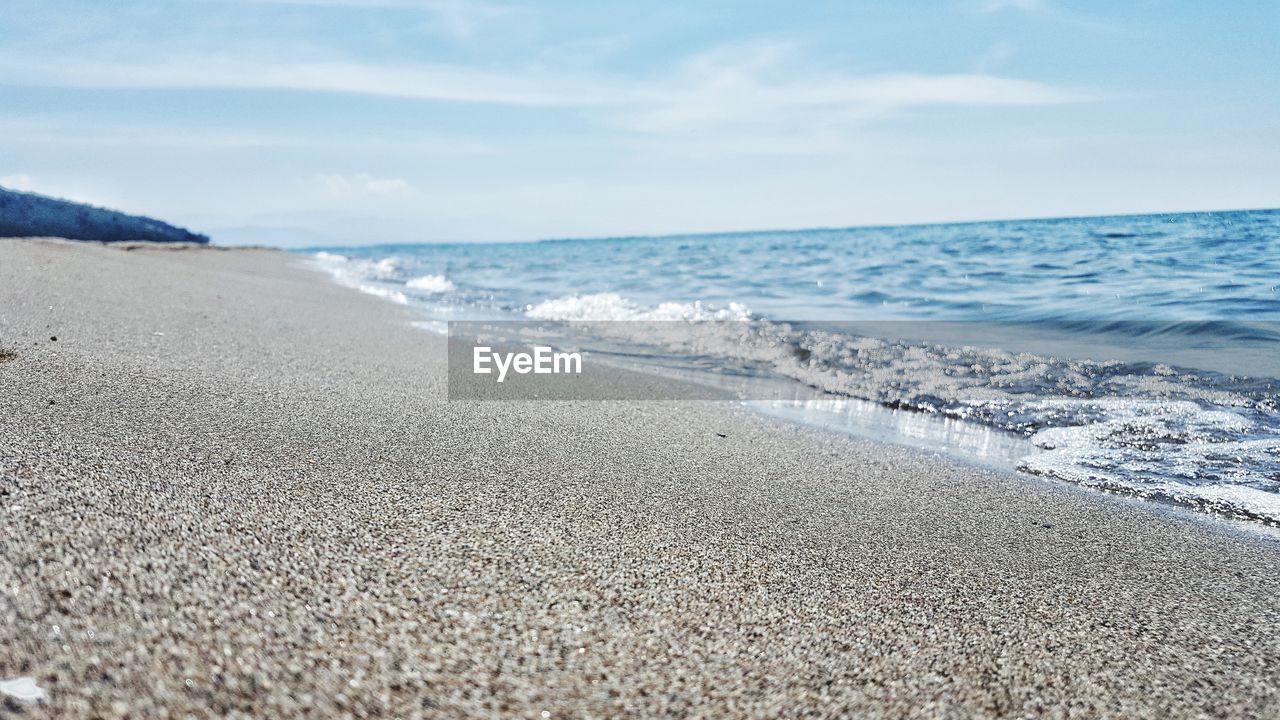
303;210;1280;526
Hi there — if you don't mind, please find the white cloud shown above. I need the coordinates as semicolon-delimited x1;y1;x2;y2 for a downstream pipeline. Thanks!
242;0;516;39
317;172;411;196
0;44;1092;131
0;173;33;191
974;0;1117;32
0;55;602;107
0;38;1095;167
609;43;1091;136
979;0;1042;12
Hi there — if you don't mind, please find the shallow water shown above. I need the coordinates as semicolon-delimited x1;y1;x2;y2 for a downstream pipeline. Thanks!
303;209;1280;525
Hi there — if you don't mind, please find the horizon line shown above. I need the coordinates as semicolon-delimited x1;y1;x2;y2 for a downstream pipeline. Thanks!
283;205;1280;250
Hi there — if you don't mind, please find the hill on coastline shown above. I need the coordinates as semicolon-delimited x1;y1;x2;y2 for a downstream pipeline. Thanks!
0;186;209;244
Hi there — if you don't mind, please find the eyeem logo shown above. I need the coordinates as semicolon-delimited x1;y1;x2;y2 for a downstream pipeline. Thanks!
473;346;583;382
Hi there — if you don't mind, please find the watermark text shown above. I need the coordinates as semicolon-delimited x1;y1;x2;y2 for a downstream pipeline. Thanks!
473;346;582;382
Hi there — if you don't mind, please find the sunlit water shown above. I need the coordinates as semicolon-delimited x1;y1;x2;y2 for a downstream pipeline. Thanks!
302;209;1280;525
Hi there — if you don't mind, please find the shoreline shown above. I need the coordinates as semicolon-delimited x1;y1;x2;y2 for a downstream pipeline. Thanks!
314;247;1280;530
755;399;1280;541
3;238;1279;717
306;245;1280;537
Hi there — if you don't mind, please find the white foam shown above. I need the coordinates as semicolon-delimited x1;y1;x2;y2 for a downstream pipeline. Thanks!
410;319;449;335
356;284;409;305
1020;398;1280;523
525;292;752;322
370;257;398;279
309;252;408;305
407;274;455;294
0;677;47;703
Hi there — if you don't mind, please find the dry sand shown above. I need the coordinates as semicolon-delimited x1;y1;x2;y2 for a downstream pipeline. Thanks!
1;238;1278;718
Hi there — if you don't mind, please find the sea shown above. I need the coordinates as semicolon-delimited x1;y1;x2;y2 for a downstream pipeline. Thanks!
302;209;1280;526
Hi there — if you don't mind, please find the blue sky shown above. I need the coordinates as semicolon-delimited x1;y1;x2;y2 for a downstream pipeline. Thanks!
1;0;1276;245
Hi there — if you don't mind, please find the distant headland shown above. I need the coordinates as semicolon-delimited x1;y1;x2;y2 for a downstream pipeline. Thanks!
0;186;209;244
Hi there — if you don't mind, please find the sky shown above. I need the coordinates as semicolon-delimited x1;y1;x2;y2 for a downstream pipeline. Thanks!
0;0;1277;245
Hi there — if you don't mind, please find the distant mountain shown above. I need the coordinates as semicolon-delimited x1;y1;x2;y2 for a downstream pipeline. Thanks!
0;186;209;244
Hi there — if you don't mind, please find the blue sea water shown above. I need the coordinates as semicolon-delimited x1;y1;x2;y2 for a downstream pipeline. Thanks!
303;209;1280;525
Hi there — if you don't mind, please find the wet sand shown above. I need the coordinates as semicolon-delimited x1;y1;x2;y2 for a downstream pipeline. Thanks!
2;238;1278;718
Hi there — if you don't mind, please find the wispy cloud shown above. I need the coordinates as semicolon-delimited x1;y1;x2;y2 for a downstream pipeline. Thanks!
241;0;517;39
0;42;1094;132
979;0;1042;12
610;43;1092;135
0;55;602;106
317;172;411;196
974;0;1117;33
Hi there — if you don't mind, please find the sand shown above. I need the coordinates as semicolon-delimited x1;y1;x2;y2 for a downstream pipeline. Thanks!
1;238;1278;718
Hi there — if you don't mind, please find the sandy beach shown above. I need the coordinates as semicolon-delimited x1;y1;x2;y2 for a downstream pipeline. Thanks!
2;238;1278;718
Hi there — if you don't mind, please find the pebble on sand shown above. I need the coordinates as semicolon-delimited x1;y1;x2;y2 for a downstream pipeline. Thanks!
0;677;48;704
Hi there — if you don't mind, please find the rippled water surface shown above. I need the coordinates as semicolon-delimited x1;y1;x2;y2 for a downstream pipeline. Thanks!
303;209;1280;525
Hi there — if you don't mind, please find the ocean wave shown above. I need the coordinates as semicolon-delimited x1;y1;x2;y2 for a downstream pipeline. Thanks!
309;252;408;304
517;318;1280;524
525;292;753;322
407;274;455;294
354;285;409;304
304;208;1280;526
1016;398;1280;523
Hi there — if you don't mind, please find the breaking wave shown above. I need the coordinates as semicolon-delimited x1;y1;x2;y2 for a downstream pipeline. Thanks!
301;209;1280;526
